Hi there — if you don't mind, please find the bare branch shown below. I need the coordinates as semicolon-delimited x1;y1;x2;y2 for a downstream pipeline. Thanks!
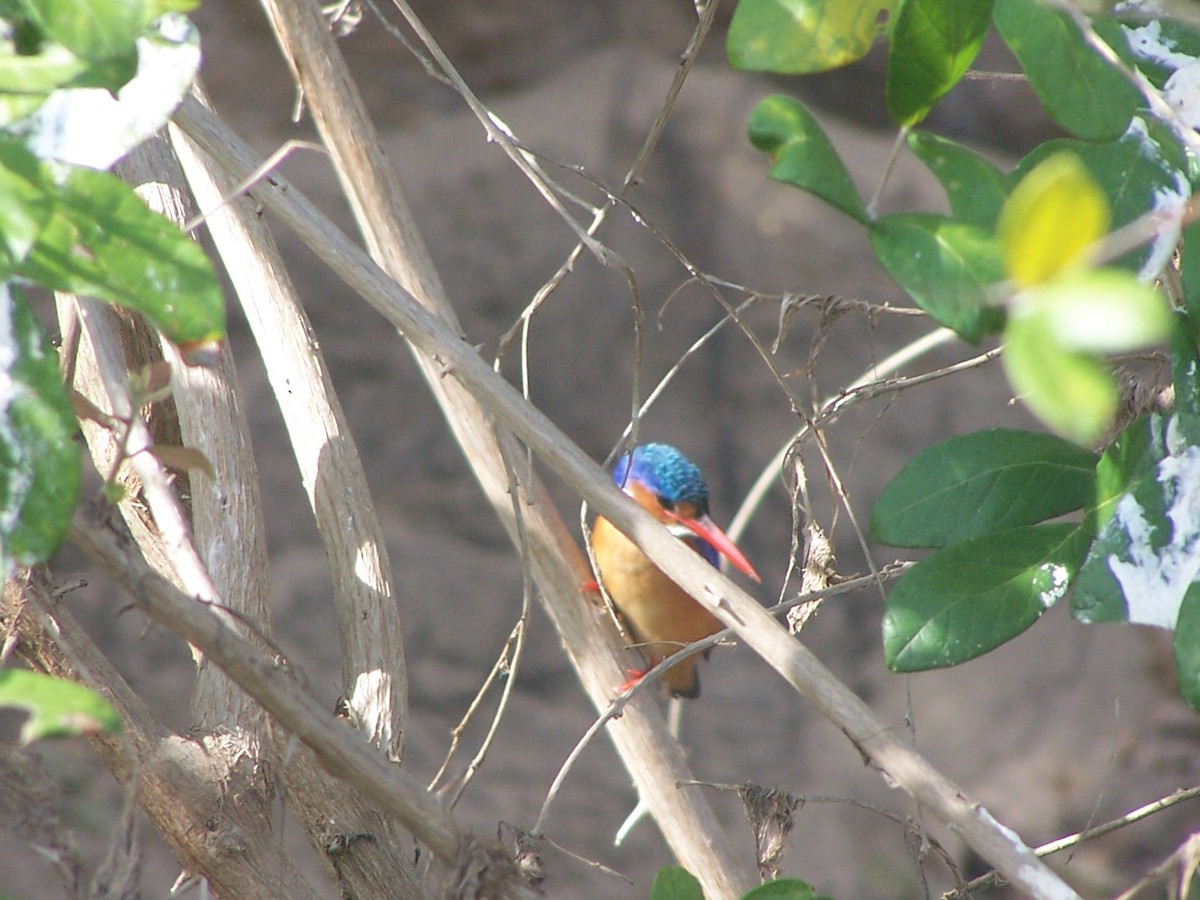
170;92;1081;895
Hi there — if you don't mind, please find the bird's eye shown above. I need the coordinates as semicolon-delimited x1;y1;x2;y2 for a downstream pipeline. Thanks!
655;494;674;511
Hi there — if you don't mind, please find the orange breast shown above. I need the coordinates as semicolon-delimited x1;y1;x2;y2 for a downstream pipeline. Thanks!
592;516;723;697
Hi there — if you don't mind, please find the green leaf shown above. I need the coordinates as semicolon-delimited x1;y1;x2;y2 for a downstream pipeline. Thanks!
869;213;1004;342
1182;219;1200;330
17;14;200;169
883;523;1087;671
1027;269;1170;353
886;0;993;125
1003;308;1117;445
18;165;224;348
741;878;822;900
747;95;867;223
1175;583;1200;712
0;668;119;742
905;130;1007;228
21;0;151;63
728;0;894;74
1013;120;1191;279
992;0;1141;141
1096;16;1200;91
0;41;91;94
0;139;53;272
1073;413;1200;629
1169;312;1200;445
872;429;1097;548
651;866;704;900
0;284;81;579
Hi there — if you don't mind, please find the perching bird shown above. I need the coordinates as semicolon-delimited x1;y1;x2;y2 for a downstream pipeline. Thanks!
592;443;760;698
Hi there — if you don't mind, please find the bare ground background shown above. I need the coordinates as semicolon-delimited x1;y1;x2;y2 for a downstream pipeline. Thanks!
6;1;1200;897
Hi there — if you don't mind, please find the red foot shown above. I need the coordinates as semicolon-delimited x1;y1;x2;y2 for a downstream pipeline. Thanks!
618;667;648;694
581;578;601;594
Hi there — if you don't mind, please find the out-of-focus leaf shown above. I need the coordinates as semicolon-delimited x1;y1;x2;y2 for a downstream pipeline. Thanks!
1028;269;1170;353
1003;307;1117;445
18;165;224;347
0;139;52;273
19;14;200;170
1013;120;1191;280
729;0;894;74
0;668;119;743
0;284;80;579
649;866;704;900
999;152;1108;288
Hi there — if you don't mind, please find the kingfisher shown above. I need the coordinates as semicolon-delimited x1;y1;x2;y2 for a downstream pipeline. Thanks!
592;443;761;698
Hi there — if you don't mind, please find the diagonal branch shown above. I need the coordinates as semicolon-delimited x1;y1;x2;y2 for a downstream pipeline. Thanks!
172;93;1081;898
246;2;755;896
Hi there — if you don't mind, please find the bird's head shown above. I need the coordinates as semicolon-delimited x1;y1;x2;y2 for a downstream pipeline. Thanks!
613;443;760;582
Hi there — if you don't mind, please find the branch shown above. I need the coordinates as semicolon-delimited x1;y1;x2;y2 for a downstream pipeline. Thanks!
171;94;1081;898
240;2;755;895
66;513;542;899
3;570;324;900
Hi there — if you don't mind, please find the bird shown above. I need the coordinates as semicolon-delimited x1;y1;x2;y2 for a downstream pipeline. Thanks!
591;443;760;698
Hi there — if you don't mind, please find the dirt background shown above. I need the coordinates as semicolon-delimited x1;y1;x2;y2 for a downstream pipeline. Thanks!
7;1;1200;897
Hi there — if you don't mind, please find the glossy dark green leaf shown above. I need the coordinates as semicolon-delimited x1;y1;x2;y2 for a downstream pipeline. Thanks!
992;0;1141;141
728;0;893;74
748;95;867;222
742;879;822;900
1012;119;1191;278
1175;584;1200;712
872;429;1097;548
883;523;1087;671
906;130;1007;228
868;213;1004;341
650;866;704;900
0;284;80;578
18;165;224;347
886;0;993;125
0;669;120;742
1073;413;1200;630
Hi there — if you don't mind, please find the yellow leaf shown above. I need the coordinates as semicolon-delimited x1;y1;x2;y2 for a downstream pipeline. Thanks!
998;152;1109;288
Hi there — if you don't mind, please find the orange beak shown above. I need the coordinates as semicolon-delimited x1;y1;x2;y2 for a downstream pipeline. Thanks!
670;512;761;583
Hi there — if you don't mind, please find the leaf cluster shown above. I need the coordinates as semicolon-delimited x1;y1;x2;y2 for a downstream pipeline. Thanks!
731;0;1200;716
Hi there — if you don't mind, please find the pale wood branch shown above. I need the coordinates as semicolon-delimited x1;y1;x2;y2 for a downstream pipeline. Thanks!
172;94;1081;898
68;515;541;898
167;84;419;895
248;2;755;896
2;570;324;900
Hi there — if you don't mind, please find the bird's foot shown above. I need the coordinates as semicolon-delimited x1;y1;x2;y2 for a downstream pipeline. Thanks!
581;578;601;594
618;667;649;694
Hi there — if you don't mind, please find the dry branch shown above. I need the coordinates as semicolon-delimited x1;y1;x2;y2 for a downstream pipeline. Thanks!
246;1;756;895
171;92;1082;898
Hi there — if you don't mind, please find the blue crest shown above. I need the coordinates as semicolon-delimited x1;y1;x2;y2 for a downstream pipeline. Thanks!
613;443;710;512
